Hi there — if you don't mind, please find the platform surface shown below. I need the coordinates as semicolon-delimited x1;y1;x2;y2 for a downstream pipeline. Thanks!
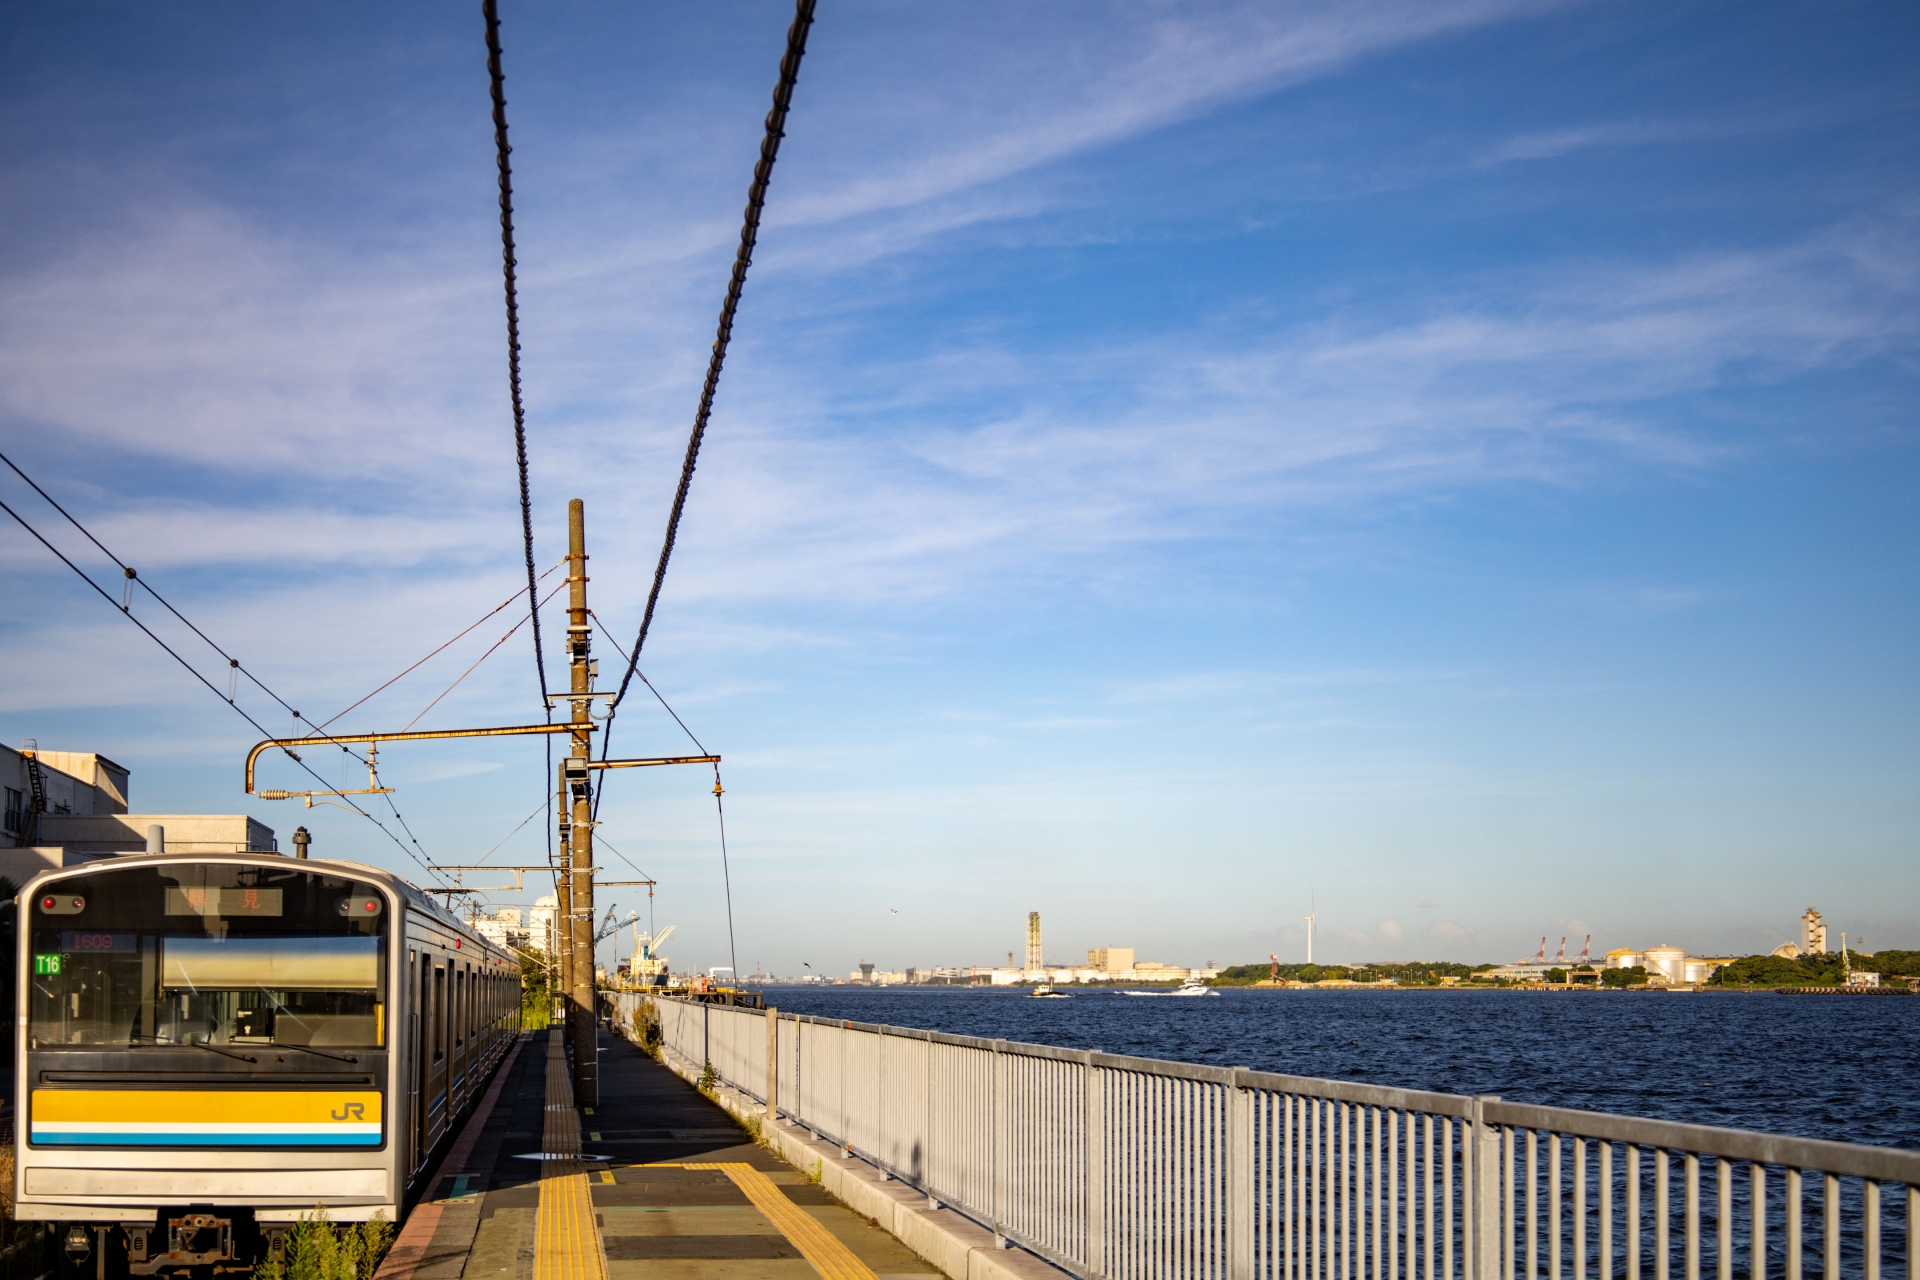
379;1027;938;1280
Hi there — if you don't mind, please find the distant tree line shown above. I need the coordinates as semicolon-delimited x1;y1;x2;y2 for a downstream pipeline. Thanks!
1212;949;1920;990
1214;961;1485;986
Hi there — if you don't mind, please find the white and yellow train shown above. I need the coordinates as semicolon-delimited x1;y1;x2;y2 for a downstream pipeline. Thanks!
11;852;521;1277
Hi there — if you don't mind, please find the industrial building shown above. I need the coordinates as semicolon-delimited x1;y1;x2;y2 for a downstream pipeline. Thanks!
1;741;276;886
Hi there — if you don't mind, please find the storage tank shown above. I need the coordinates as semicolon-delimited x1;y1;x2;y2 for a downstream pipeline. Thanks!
1643;944;1688;985
1605;948;1645;970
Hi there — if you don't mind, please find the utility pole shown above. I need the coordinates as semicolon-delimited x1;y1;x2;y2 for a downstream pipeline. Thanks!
563;498;598;1106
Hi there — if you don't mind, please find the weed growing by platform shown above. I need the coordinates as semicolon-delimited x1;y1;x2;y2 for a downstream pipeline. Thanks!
255;1205;394;1280
805;1159;823;1186
630;1001;661;1056
698;1059;718;1097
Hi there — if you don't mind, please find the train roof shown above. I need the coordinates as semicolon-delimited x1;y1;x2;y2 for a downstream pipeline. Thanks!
17;850;510;958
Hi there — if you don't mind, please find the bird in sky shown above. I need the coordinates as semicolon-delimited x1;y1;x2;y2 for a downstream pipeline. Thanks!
890;908;899;914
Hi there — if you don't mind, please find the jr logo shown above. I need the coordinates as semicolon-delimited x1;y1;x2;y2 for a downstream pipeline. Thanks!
331;1103;367;1121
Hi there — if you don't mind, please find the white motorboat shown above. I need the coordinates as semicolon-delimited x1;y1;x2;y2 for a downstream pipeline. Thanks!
1120;976;1219;998
1030;984;1072;999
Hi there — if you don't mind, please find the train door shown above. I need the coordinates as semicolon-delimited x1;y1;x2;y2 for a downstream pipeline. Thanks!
454;966;468;1109
429;958;448;1145
412;951;428;1182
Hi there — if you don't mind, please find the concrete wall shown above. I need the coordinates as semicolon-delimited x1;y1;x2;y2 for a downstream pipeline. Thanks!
2;745;132;846
34;813;276;856
32;751;129;813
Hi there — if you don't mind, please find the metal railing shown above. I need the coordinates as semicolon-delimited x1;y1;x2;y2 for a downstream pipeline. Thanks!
611;995;1919;1280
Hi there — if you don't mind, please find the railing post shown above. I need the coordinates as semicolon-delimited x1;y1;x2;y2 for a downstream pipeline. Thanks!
1474;1097;1503;1280
765;1006;778;1116
1086;1050;1106;1277
993;1040;1009;1248
1229;1068;1254;1280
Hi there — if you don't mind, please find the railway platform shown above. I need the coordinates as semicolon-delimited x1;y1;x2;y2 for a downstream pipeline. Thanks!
376;1027;937;1280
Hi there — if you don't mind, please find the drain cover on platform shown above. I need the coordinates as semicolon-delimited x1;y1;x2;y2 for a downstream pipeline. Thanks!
512;1152;610;1161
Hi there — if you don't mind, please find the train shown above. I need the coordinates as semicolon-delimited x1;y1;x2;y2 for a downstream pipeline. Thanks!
10;851;522;1277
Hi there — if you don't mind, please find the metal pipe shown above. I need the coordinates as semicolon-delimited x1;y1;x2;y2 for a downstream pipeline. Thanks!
1658;1150;1670;1280
1823;1174;1838;1280
1787;1169;1801;1280
1716;1159;1730;1280
244;720;587;793
1551;1134;1562;1280
590;754;721;769
1865;1178;1879;1280
1600;1144;1612;1280
1685;1153;1699;1280
1574;1138;1586;1280
1628;1146;1641;1280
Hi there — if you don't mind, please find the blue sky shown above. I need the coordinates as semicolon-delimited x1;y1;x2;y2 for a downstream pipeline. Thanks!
2;1;1915;977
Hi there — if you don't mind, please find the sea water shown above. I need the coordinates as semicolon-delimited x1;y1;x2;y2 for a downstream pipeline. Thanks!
754;986;1920;1149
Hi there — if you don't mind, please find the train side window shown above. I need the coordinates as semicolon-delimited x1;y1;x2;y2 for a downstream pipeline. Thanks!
432;965;445;1061
454;968;464;1047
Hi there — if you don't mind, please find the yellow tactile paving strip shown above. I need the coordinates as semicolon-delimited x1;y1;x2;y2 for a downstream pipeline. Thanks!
656;1162;880;1280
533;1030;608;1280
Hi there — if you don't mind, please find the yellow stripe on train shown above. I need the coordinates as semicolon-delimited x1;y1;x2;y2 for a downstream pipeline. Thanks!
32;1090;383;1125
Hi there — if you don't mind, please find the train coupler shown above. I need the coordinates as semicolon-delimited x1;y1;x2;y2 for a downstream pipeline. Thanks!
126;1214;234;1276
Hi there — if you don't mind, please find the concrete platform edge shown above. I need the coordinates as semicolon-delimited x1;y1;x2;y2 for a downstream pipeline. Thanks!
649;1039;1070;1280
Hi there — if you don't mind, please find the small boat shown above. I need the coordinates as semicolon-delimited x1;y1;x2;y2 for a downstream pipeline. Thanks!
1120;976;1220;998
1030;984;1072;999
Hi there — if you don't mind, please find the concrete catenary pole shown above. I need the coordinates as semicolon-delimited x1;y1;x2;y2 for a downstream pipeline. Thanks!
565;499;598;1106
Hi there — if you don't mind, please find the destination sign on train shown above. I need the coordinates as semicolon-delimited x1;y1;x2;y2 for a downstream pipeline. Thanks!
163;887;284;917
59;931;138;952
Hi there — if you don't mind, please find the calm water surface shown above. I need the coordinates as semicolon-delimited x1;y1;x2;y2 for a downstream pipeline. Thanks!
754;986;1919;1150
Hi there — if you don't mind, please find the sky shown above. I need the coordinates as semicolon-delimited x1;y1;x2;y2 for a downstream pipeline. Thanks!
1;1;1916;979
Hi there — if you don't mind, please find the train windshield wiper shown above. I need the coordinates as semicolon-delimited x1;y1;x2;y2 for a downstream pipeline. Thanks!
275;1043;359;1065
187;1036;258;1064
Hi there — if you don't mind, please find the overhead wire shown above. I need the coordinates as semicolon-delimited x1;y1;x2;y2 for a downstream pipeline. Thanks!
481;0;560;879
483;0;551;714
0;486;434;877
0;451;452;873
401;577;569;732
587;611;707;756
0;450;312;733
599;0;817;758
309;559;562;735
581;0;815;986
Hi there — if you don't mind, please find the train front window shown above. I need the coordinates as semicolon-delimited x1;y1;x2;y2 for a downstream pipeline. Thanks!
28;864;388;1049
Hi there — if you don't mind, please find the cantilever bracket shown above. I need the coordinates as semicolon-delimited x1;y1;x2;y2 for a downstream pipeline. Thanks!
591;754;720;770
244;722;591;794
